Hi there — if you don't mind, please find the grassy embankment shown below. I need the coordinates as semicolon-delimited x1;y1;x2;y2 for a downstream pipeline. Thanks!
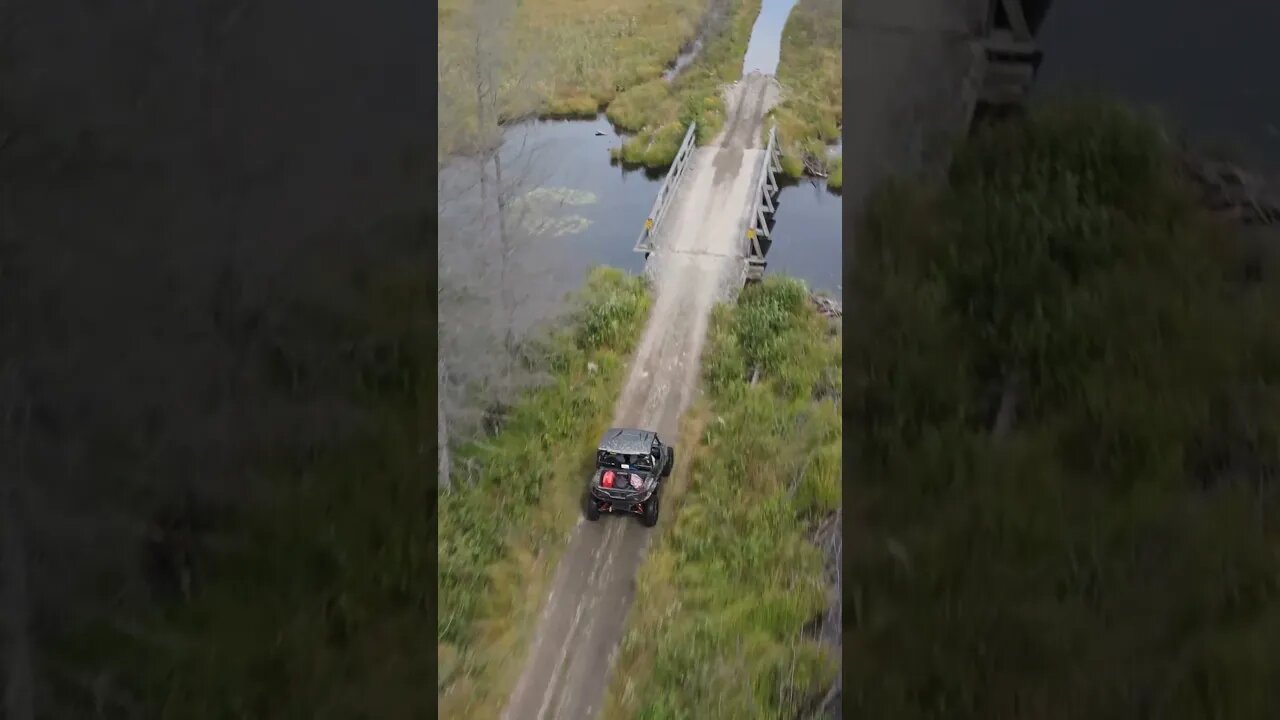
849;101;1280;718
771;0;842;188
438;268;651;718
607;0;763;166
604;277;841;719
438;0;711;119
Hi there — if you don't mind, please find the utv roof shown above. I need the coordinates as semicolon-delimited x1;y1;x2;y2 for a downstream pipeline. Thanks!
597;427;656;455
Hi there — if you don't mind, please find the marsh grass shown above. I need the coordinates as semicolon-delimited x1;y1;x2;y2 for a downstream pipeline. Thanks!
608;0;763;168
604;277;840;719
826;154;842;190
440;0;773;169
440;0;711;121
847;101;1280;718
770;0;840;183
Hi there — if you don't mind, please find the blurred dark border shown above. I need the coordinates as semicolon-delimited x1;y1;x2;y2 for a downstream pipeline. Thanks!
1;0;437;713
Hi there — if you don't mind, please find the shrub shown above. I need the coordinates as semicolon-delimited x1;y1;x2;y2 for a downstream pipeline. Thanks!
847;100;1280;719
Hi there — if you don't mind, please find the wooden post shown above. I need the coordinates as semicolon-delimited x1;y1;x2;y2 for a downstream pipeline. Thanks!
975;0;1046;113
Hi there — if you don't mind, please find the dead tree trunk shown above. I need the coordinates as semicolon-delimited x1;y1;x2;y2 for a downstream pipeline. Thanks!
438;361;451;490
492;151;518;390
473;29;495;226
1;381;35;720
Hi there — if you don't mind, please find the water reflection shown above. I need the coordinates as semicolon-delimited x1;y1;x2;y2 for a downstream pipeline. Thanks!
765;179;842;294
439;117;658;300
439;110;842;305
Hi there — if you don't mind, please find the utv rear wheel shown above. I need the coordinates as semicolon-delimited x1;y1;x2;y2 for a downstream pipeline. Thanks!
583;492;600;521
640;496;659;527
662;448;675;478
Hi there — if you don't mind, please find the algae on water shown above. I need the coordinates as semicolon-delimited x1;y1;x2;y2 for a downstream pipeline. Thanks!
510;186;598;238
518;187;598;206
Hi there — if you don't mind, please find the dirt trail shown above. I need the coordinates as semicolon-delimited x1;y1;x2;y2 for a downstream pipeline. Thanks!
500;72;779;720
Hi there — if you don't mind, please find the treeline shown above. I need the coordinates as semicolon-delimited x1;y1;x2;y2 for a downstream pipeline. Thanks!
848;101;1280;718
1;2;431;717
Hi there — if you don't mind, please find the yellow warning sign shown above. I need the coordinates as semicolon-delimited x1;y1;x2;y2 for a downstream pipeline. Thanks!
645;218;654;231
746;228;757;240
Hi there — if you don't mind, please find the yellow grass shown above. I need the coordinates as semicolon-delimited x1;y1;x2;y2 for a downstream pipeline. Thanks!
439;0;711;119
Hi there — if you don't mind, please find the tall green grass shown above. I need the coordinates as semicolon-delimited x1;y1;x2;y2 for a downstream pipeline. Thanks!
57;256;435;719
59;267;648;719
438;266;650;718
826;154;842;190
847;100;1280;718
770;0;841;182
605;277;840;719
609;0;763;167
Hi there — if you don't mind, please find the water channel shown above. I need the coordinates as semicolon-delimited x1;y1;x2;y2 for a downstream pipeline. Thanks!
742;0;799;76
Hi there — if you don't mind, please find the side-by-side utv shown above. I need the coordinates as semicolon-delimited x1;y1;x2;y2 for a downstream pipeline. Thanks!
583;427;674;527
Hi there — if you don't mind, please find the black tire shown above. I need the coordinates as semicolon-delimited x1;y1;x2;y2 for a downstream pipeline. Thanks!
583;492;600;521
640;495;659;527
662;447;675;478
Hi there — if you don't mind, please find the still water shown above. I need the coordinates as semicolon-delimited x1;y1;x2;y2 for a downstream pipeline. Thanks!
1037;0;1280;173
767;179;842;292
742;0;800;76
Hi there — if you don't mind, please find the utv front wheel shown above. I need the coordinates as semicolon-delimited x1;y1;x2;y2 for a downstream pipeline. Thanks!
583;493;600;521
640;496;659;527
662;448;675;478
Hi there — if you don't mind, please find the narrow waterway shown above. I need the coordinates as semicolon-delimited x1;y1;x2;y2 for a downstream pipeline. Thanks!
767;179;842;292
664;39;703;81
742;0;800;76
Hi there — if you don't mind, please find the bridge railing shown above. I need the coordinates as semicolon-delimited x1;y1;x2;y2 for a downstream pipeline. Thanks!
634;122;697;253
744;125;782;278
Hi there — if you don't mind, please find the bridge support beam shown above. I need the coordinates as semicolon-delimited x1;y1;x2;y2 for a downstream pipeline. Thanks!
635;122;698;254
744;126;782;282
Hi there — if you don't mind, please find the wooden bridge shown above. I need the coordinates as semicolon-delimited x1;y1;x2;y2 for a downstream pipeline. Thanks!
635;117;784;282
